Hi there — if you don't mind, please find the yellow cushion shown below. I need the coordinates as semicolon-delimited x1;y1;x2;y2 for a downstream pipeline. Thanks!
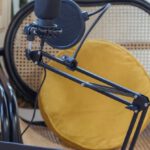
39;40;150;150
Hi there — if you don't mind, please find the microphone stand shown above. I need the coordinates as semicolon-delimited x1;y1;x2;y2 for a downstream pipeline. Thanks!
24;3;150;150
26;46;149;150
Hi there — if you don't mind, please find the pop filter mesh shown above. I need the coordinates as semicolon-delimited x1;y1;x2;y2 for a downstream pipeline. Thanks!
5;1;150;101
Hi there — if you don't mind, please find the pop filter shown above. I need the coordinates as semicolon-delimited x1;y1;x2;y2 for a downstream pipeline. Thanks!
33;0;88;49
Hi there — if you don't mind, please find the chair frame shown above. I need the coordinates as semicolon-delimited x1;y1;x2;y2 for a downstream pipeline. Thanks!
3;0;150;103
0;68;22;142
1;0;150;149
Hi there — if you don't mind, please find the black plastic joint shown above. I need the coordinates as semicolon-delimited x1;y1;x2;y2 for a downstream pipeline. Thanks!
0;47;4;56
82;11;89;21
132;94;150;111
126;105;138;111
25;49;42;64
62;55;78;71
24;24;35;41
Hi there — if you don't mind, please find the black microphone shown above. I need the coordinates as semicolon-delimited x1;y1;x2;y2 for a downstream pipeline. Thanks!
34;0;61;27
25;0;88;49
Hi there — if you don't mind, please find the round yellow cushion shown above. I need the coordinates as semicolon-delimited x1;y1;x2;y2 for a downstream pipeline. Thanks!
39;40;150;150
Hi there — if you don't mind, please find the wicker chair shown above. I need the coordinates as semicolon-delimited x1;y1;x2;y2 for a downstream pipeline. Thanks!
2;0;150;149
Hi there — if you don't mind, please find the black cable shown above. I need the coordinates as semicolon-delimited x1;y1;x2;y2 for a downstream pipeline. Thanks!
88;3;111;17
72;3;111;59
21;2;110;137
21;118;46;126
21;68;47;136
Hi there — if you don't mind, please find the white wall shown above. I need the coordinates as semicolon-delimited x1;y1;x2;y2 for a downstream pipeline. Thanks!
0;0;11;47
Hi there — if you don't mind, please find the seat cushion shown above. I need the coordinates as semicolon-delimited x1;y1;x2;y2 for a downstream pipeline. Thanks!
39;40;150;150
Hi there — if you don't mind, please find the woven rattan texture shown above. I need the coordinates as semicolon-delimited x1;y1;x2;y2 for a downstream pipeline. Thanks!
14;13;59;91
13;5;150;92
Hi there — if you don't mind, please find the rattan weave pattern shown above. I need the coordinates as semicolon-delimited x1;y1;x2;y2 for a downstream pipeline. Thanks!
13;4;150;92
14;13;60;91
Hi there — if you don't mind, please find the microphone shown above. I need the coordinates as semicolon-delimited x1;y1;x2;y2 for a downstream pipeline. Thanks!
34;0;61;27
25;0;88;49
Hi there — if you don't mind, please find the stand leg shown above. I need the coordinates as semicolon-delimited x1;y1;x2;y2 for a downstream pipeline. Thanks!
121;112;139;150
129;108;148;150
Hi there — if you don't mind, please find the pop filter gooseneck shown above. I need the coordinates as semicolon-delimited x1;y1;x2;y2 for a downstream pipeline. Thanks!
73;3;111;59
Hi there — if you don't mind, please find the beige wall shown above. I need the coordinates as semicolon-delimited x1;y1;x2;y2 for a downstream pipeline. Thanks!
0;1;2;15
0;0;11;47
0;0;11;71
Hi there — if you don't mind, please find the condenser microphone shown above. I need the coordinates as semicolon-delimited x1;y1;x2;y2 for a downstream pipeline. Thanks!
34;0;61;27
25;0;88;49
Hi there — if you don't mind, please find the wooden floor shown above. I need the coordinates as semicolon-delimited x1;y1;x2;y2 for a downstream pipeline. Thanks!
21;120;150;150
135;124;150;150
